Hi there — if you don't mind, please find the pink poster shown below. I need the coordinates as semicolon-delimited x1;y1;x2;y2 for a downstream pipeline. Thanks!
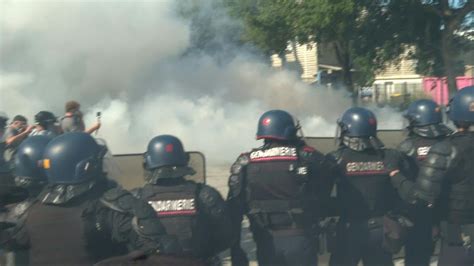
423;77;474;105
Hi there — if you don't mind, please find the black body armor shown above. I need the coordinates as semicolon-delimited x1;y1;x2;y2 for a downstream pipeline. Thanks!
399;132;450;178
134;179;231;259
136;182;199;254
415;132;474;224
326;147;400;221
245;145;312;229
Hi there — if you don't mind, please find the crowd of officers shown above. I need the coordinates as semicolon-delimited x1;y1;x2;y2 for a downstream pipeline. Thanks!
0;86;473;266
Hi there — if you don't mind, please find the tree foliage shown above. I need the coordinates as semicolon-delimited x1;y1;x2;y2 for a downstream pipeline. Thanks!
226;0;473;95
227;0;407;95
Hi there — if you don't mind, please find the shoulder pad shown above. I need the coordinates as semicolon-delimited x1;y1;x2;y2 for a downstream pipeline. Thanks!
299;145;323;159
100;188;135;213
420;140;453;170
227;172;244;200
199;185;226;217
9;200;34;219
230;153;250;175
398;138;416;157
199;185;222;208
428;140;453;156
0;201;32;225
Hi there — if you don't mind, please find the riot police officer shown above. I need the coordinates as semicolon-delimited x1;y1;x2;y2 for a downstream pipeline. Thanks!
327;107;409;266
10;132;177;265
227;110;328;266
398;99;452;266
0;135;52;265
132;134;233;262
398;86;474;265
14;135;54;199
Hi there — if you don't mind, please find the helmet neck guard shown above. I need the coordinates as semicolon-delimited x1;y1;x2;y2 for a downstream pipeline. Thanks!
410;124;453;138
341;135;385;151
144;166;196;184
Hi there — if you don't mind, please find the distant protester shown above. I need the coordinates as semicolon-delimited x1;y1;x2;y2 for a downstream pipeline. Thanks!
30;111;61;138
1;115;34;167
60;100;100;134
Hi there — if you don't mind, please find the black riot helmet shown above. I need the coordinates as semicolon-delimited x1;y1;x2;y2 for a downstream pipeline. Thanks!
144;135;189;171
256;110;297;141
404;99;442;127
42;132;107;184
34;111;57;128
338;107;378;137
447;86;474;127
14;135;52;189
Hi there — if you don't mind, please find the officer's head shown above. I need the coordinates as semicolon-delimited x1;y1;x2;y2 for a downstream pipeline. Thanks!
256;110;298;141
447;86;474;129
404;99;442;128
42;132;107;185
144;135;189;170
34;111;57;128
338;107;377;138
143;135;194;182
14;135;52;189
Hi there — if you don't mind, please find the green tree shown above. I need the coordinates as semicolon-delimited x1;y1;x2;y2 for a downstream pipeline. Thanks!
227;0;299;60
419;0;473;93
294;0;405;93
228;0;404;104
385;0;473;94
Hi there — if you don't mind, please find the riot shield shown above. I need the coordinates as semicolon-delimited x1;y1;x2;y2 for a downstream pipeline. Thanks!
112;152;206;189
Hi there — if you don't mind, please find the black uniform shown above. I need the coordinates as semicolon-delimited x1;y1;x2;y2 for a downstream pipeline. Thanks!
326;143;406;266
0;186;29;265
398;128;450;266
133;177;233;261
412;131;474;265
0;141;8;173
8;177;173;265
227;141;328;266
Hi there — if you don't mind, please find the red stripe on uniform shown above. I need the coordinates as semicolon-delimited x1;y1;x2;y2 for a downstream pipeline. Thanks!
250;156;298;162
346;170;387;176
157;210;197;217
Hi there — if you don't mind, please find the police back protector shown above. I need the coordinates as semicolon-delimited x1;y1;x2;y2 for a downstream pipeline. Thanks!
25;197;97;264
333;148;397;221
139;182;200;254
246;145;308;229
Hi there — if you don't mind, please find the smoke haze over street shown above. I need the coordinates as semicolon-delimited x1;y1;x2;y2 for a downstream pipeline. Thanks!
0;0;402;163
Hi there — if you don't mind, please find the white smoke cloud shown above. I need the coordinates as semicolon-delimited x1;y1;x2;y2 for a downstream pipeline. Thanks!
0;0;402;164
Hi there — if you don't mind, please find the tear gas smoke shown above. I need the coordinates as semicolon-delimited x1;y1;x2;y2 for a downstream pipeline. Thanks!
0;0;403;164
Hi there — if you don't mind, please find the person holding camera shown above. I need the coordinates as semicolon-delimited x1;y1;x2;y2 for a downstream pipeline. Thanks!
60;100;101;134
